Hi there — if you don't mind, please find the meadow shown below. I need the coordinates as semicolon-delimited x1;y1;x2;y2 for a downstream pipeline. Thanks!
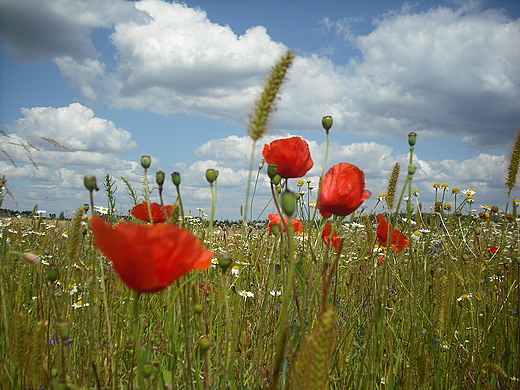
0;51;519;390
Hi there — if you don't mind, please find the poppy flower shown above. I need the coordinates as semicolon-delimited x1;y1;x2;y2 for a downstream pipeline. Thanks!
268;213;303;235
90;217;214;293
131;202;173;223
488;246;500;254
262;137;314;178
317;163;372;218
376;214;409;253
322;221;342;253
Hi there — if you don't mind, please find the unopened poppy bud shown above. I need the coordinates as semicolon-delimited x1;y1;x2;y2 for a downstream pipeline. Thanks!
258;159;265;170
140;155;152;169
267;163;278;179
198;336;211;352
171;172;181;186
205;169;219;183
322;116;333;131
281;189;296;217
83;175;98;192
408;132;417;146
408;164;417;175
193;304;204;315
24;252;39;265
83;203;89;212
156;171;165;186
57;321;70;340
142;363;154;378
46;266;59;283
407;204;414;213
218;253;233;273
271;174;281;186
271;224;280;236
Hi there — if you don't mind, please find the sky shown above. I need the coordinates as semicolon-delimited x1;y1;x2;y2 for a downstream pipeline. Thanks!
1;0;520;220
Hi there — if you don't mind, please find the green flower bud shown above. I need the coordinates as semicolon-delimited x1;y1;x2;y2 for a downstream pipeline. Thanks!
217;253;233;273
408;164;417;175
271;224;280;237
205;169;219;183
281;189;297;217
83;175;98;192
46;265;59;283
142;363;154;378
171;172;181;186
271;174;281;186
155;171;165;186
193;304;204;315
407;204;415;213
57;321;70;340
267;163;278;179
322;116;333;131
198;336;211;352
408;132;417;146
140;155;152;169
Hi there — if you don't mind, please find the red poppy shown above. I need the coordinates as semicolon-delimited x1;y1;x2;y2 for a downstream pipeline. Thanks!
91;217;214;293
199;284;212;291
262;137;314;178
131;202;173;223
317;163;371;218
376;214;409;253
322;221;342;253
488;246;500;254
268;213;303;235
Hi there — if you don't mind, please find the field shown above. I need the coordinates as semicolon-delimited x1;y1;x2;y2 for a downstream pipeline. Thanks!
0;51;519;390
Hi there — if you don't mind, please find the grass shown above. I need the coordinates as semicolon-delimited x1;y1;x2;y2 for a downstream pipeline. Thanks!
0;192;519;389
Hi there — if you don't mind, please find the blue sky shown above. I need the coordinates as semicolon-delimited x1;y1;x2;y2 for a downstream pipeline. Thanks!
1;0;520;220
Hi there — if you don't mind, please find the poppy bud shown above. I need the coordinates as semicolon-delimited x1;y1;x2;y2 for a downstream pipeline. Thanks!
407;204;414;213
281;189;297;217
140;156;152;169
267;163;278;179
156;171;165;186
271;174;281;186
193;304;204;315
46;266;59;283
142;363;154;378
322;116;333;131
198;336;211;352
218;253;233;273
206;169;219;183
171;172;181;186
408;164;417;175
83;175;98;192
271;224;280;237
57;321;70;340
408;132;417;146
258;159;265;169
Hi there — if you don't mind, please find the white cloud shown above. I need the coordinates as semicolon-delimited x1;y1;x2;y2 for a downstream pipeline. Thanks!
7;103;137;153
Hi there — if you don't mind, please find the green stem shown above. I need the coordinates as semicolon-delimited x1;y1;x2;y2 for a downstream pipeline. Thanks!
132;291;144;390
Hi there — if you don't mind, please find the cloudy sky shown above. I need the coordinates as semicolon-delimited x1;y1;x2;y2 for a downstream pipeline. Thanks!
1;0;520;220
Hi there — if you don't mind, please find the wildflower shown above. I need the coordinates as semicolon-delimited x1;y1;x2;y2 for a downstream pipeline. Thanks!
317;163;371;218
462;188;476;196
262;137;313;178
488;246;500;254
90;217;214;293
270;290;282;296
413;189;419;197
377;193;387;201
268;214;303;235
131;202;173;224
199;284;211;291
441;183;449;189
467;195;475;204
72;299;89;309
441;340;450;349
452;187;460;194
376;214;409;253
457;293;473;302
94;206;109;215
433;183;440;189
231;266;240;276
237;290;254;300
322;221;342;253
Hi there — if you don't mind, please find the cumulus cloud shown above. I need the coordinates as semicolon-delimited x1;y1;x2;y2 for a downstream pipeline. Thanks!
7;103;137;153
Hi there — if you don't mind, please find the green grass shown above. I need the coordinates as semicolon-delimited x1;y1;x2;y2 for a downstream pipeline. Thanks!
0;199;519;389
